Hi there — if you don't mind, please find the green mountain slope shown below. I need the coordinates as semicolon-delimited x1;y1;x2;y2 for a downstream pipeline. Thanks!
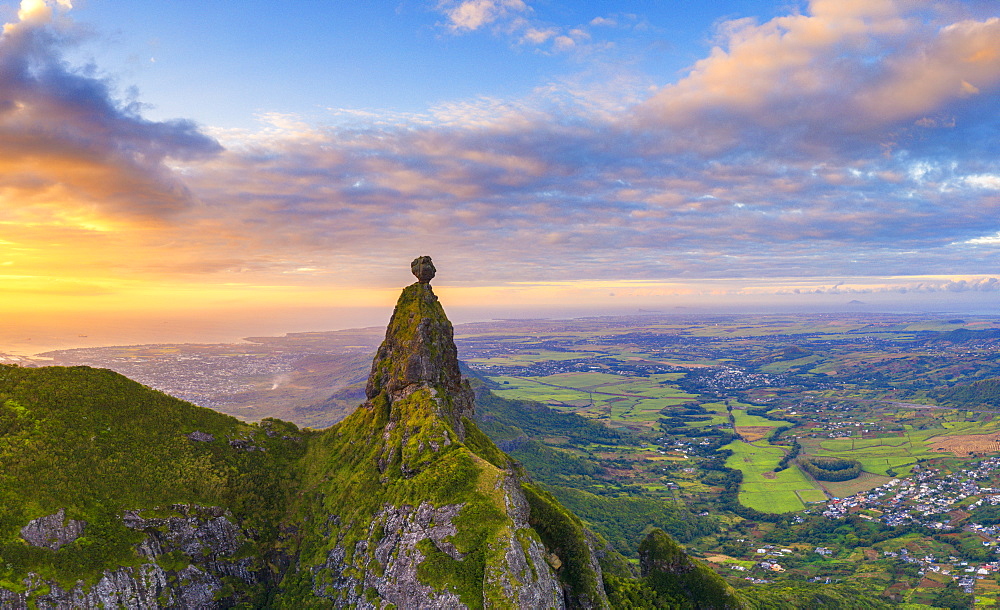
0;364;306;605
471;385;717;555
930;376;1000;409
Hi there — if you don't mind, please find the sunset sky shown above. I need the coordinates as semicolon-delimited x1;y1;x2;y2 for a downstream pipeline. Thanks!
1;0;999;349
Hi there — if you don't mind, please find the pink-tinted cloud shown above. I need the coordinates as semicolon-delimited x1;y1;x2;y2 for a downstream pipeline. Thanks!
435;0;613;55
636;0;1000;153
437;0;528;32
0;0;220;225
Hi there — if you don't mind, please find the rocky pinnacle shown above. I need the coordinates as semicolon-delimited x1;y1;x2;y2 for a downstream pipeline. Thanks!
364;258;474;437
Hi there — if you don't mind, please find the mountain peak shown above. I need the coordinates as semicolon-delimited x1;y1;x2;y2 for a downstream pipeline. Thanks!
365;263;474;441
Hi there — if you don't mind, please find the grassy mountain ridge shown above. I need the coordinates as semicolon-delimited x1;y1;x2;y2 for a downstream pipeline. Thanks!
273;281;609;606
0;364;306;601
930;376;1000;409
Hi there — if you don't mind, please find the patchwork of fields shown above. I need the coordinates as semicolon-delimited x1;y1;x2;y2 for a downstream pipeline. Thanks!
488;371;696;430
461;313;1000;519
483;366;1000;512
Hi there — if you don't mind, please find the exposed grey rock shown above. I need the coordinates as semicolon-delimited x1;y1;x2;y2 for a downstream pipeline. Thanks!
313;496;565;609
314;502;466;608
123;504;245;560
227;438;263;451
411;255;436;283
20;508;84;550
493;475;565;608
186;430;215;442
174;565;222;608
6;565;170;610
2;505;263;610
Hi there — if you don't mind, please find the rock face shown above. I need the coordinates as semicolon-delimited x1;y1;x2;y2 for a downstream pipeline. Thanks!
20;508;84;550
3;505;263;610
365;280;475;444
411;255;436;283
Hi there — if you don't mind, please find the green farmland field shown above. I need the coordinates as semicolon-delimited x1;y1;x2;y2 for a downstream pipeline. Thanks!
723;440;821;513
801;434;939;476
487;372;696;430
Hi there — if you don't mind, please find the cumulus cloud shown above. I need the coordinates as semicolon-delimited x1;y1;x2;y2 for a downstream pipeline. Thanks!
435;0;608;54
0;0;220;228
436;0;528;32
636;0;1000;157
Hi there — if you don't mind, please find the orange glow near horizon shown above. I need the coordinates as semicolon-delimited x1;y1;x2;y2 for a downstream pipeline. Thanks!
2;273;998;317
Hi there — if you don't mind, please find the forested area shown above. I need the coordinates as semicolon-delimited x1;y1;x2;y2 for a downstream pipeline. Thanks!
930;377;1000;409
800;457;863;481
0;365;306;590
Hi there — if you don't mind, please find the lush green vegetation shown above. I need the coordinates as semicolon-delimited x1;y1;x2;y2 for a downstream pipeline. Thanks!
17;307;1000;607
3;284;744;609
472;383;622;445
969;504;1000;526
801;434;937;477
722;440;818;513
773;438;800;472
738;581;895;609
473;384;716;554
484;371;696;431
638;528;741;609
0;364;306;601
931;376;1000;409
550;486;714;555
800;457;864;481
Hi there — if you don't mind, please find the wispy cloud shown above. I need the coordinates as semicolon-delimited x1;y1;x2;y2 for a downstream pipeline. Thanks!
436;0;529;32
433;0;617;54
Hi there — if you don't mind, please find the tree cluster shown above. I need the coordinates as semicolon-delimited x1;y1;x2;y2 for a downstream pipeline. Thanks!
800;457;863;481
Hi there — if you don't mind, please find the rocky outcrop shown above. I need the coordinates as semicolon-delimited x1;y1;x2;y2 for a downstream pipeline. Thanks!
185;430;215;442
291;262;606;608
493;474;567;608
2;505;263;610
312;480;564;609
411;255;436;283
313;502;466;608
20;508;84;550
1;260;619;609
